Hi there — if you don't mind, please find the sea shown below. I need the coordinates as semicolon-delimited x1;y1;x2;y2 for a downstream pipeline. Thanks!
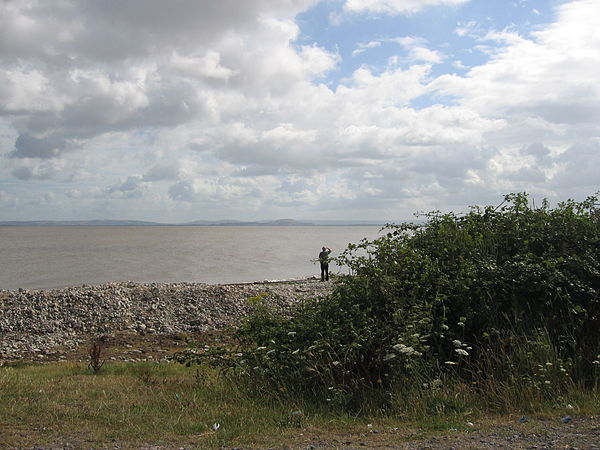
0;226;383;291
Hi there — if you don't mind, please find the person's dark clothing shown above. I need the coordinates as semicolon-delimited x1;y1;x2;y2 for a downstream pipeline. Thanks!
319;248;331;281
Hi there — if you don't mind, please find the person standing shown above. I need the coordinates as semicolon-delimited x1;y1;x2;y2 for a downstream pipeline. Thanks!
319;246;332;281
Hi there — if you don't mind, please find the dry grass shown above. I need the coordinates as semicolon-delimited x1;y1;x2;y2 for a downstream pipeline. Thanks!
1;361;598;448
0;362;326;448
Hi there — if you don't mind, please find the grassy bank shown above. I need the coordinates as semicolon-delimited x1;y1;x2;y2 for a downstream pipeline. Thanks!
1;360;599;448
0;361;369;448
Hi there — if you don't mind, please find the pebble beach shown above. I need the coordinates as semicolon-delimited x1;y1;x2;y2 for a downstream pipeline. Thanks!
0;278;333;362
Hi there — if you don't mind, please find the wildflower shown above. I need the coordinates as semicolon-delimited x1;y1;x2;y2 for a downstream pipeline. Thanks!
392;343;421;356
376;379;382;384
212;423;220;431
457;322;465;327
287;331;297;336
431;378;443;388
592;360;600;365
452;340;462;347
544;380;551;385
545;362;553;367
332;361;340;366
441;324;449;331
455;349;469;356
256;346;267;351
444;361;457;365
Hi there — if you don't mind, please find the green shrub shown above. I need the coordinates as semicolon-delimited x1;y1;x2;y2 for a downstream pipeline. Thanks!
181;193;600;410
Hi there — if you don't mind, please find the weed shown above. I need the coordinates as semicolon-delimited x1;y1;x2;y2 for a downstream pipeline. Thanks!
88;341;105;374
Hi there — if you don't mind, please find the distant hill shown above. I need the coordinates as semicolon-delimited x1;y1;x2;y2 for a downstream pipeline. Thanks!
0;220;164;227
182;218;315;226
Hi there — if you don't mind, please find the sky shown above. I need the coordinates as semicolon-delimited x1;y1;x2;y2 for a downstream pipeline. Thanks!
1;0;599;222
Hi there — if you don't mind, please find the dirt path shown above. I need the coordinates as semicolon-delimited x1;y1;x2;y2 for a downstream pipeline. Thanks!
286;416;600;449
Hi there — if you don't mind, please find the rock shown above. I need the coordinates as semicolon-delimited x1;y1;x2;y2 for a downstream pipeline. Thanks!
0;279;332;360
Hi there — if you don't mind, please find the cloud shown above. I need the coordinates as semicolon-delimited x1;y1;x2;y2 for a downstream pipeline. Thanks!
1;0;599;222
11;158;67;180
343;0;470;15
107;175;147;198
0;190;18;208
435;1;600;124
352;40;382;57
1;0;325;160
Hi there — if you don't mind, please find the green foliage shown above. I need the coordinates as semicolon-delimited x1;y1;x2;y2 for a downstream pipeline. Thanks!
181;193;600;410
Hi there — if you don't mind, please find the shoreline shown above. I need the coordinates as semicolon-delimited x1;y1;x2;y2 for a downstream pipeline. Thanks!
1;275;323;294
0;278;334;363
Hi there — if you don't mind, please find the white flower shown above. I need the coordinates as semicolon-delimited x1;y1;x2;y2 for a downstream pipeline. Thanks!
256;346;267;351
212;423;220;431
455;348;469;356
392;343;421;356
287;331;297;336
452;340;462;347
441;324;449;331
444;361;457;365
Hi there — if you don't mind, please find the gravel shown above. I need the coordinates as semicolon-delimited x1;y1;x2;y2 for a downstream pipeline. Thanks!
0;278;333;361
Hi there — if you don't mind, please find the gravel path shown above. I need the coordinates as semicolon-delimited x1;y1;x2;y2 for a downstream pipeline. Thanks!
0;278;332;362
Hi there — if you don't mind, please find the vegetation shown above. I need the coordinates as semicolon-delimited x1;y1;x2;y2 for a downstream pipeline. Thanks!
0;362;357;448
181;193;600;412
3;193;599;447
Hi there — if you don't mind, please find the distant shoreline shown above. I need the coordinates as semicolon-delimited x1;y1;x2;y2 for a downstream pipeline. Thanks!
0;220;390;227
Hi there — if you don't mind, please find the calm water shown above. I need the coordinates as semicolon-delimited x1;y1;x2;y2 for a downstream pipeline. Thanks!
0;226;382;290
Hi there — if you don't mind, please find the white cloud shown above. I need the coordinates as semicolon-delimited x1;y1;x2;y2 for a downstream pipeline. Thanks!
352;40;382;57
343;0;470;15
1;0;599;222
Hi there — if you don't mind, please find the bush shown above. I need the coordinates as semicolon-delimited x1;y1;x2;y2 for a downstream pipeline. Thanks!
181;193;600;410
